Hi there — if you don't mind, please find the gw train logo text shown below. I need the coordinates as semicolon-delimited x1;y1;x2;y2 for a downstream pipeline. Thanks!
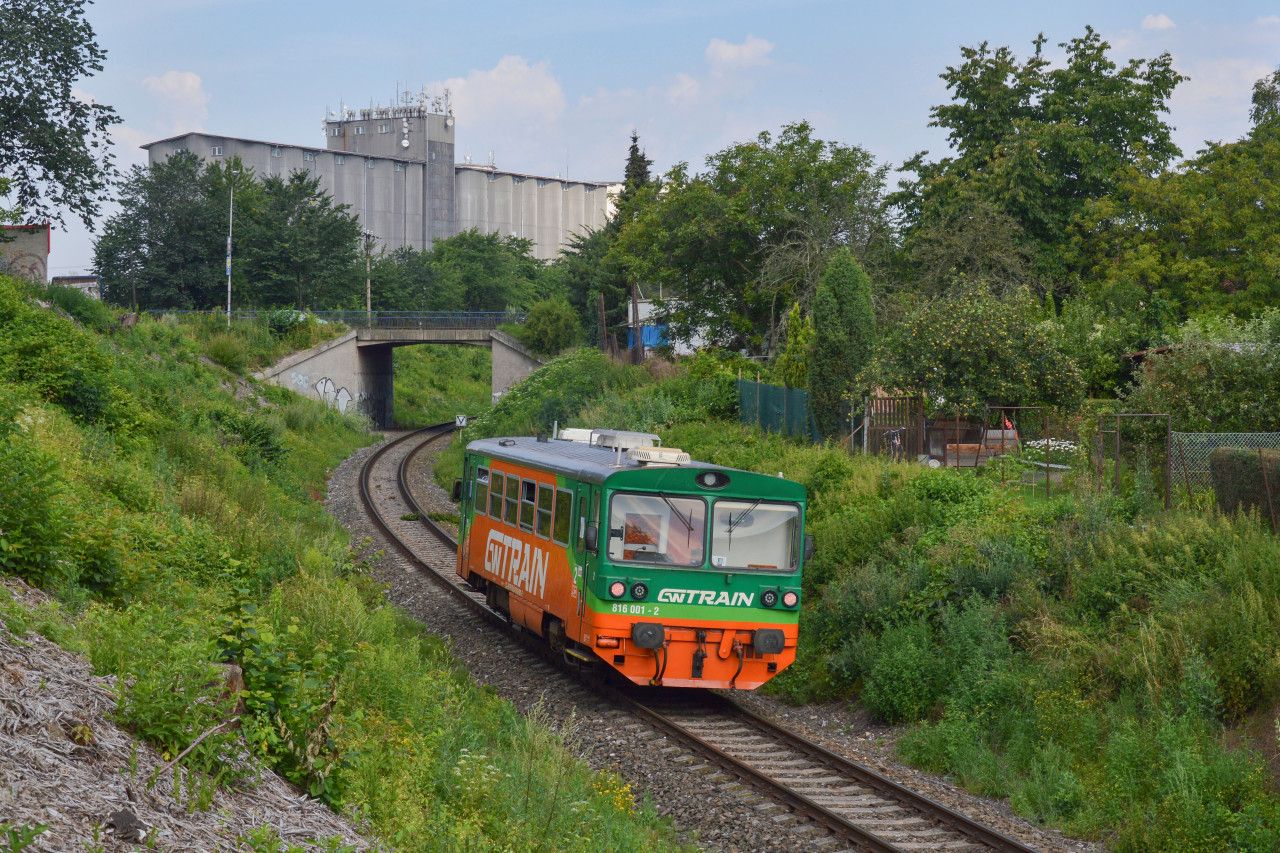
657;589;755;607
483;529;548;598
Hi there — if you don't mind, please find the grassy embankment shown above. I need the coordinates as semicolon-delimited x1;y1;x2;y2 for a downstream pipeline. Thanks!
392;344;492;427
0;281;682;850
440;347;1280;851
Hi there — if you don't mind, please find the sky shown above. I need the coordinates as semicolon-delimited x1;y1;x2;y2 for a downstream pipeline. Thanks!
46;0;1280;276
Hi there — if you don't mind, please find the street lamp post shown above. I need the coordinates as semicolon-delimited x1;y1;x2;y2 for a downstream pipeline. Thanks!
225;168;241;327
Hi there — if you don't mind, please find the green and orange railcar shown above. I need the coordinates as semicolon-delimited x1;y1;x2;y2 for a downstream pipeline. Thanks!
456;430;810;689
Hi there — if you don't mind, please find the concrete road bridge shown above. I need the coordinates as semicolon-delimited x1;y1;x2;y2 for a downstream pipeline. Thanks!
250;311;543;427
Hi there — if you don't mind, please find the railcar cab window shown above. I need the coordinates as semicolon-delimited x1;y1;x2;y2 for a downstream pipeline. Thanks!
475;467;489;513
711;501;800;571
607;493;706;567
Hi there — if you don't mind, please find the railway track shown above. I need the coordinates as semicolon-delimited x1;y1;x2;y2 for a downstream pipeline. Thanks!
358;426;1036;853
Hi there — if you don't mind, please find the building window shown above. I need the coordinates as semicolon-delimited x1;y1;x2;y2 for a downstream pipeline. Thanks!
303;151;315;162
394;162;405;172
173;147;187;154
329;127;341;137
270;146;282;158
335;155;345;165
377;123;390;133
210;145;223;156
354;125;365;135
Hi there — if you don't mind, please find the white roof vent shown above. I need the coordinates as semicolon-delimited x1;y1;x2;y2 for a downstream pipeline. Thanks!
626;446;690;467
593;430;660;451
556;427;595;444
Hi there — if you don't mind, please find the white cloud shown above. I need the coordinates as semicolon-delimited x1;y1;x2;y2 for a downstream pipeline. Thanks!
705;35;774;74
667;73;701;106
434;56;565;126
1141;13;1175;31
141;70;209;132
1258;15;1280;26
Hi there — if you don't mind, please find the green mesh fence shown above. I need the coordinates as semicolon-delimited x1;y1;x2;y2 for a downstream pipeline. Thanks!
738;379;819;441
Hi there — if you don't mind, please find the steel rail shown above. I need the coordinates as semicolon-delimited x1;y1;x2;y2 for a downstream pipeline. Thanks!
357;429;1034;853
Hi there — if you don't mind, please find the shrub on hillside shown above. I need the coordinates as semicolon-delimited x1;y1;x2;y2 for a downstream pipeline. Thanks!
1209;447;1280;526
516;297;581;357
1124;317;1280;431
865;284;1084;414
42;284;118;332
204;333;249;373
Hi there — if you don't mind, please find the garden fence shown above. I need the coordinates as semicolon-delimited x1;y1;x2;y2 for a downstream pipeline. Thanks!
1172;432;1280;488
737;379;819;441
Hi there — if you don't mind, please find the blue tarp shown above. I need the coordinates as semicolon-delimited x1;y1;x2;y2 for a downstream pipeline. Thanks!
626;324;668;348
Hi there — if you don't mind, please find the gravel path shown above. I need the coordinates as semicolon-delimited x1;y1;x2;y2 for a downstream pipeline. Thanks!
326;432;1101;853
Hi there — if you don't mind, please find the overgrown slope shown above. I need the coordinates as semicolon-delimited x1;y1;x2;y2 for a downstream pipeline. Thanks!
0;280;680;851
438;346;1280;850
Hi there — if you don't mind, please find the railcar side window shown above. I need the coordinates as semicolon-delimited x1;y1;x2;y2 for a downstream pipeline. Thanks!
488;472;504;518
520;479;536;532
475;467;489;516
504;475;520;525
536;484;553;538
607;492;706;567
553;489;572;545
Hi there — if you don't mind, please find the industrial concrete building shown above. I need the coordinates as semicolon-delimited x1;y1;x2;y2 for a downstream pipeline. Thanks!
143;95;620;261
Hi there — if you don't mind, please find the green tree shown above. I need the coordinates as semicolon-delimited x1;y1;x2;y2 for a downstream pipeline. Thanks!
431;229;544;311
808;250;875;438
907;197;1036;296
866;285;1083;414
240;170;361;309
1070;118;1280;318
1251;66;1280;127
896;27;1184;284
0;0;120;228
93;152;235;309
516;297;582;357
369;246;435;310
617;129;653;219
772;302;813;388
612;122;892;353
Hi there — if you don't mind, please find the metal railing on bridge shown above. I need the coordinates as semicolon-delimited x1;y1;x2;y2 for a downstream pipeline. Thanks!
148;309;525;329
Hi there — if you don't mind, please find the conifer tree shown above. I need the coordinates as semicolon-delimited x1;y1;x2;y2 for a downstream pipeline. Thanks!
808;249;874;438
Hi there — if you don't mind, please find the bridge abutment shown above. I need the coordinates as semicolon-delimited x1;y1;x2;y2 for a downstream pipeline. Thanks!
255;319;544;428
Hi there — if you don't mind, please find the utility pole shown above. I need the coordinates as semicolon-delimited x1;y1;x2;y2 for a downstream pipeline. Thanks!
225;169;239;327
363;231;376;327
630;282;644;364
597;292;607;352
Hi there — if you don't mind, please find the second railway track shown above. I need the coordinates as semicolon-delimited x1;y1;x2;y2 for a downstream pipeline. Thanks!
358;426;1036;853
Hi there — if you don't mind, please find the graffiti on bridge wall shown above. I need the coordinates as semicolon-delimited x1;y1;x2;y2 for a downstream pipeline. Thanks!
314;377;353;413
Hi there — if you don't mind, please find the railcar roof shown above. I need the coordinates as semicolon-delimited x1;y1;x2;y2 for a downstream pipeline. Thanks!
467;436;713;485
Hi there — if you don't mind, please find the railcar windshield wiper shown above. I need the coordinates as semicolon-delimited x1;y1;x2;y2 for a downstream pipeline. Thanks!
658;492;695;533
726;499;762;536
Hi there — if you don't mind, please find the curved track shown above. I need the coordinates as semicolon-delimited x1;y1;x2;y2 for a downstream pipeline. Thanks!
358;427;1036;853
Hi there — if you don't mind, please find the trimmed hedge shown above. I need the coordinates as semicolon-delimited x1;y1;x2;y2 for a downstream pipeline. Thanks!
1209;446;1280;527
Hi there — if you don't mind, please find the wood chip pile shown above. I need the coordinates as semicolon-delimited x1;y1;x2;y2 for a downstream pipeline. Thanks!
0;579;373;851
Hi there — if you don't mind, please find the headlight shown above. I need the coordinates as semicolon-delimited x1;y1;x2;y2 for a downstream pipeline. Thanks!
630;581;649;600
609;580;626;598
761;589;778;608
782;590;799;608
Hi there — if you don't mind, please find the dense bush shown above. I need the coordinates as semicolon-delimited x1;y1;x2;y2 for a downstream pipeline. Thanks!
1125;320;1280;431
1210;447;1280;527
516;296;582;357
866;285;1085;414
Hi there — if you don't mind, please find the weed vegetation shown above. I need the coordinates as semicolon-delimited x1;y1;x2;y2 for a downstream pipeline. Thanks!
393;344;492;427
0;278;680;851
441;346;1280;850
